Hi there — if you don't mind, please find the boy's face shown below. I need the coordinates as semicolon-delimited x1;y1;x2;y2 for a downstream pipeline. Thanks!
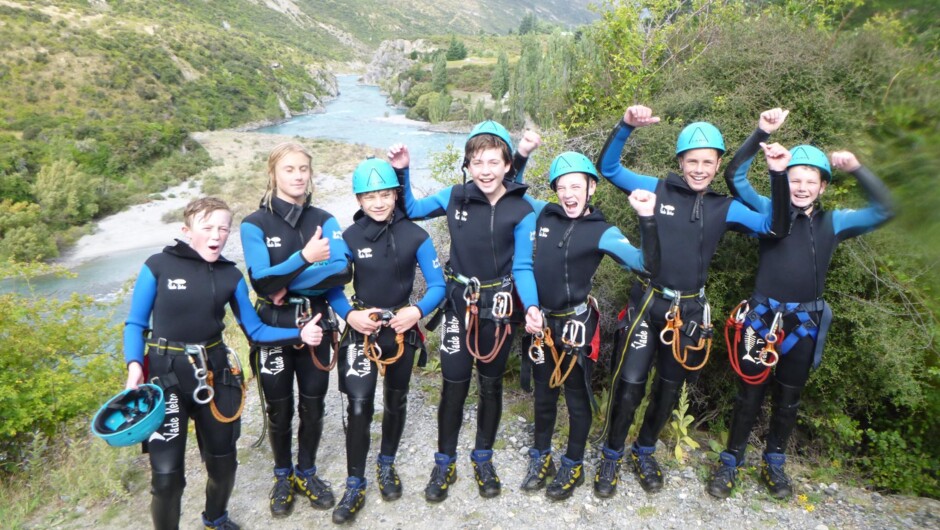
788;165;827;209
468;147;510;201
554;173;596;218
274;151;312;204
679;148;722;192
181;209;232;263
357;189;397;223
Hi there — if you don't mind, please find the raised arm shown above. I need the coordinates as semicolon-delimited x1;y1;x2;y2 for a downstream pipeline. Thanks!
596;106;660;193
389;143;450;219
509;130;542;184
725;108;790;214
830;151;895;240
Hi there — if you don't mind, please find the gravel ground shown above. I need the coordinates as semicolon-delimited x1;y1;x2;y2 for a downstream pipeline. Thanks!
57;370;939;530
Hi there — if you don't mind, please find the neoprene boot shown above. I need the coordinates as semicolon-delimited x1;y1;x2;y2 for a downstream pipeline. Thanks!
563;385;593;462
633;376;683;493
151;468;185;530
380;386;408;457
376;454;402;501
532;382;560;457
706;452;741;499
332;476;366;524
204;452;238;524
521;448;555;491
424;452;457;502
546;455;584;501
471;449;501;498
766;381;803;456
593;445;623;499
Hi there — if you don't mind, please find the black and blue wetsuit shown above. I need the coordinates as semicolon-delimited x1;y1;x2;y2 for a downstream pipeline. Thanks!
124;240;302;530
528;200;658;465
241;195;350;486
719;128;894;467
401;165;538;459
325;207;445;483
596;120;790;462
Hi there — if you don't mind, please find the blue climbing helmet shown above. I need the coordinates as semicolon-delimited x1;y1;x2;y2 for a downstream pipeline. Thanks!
549;152;599;189
352;157;400;194
787;145;832;182
91;384;165;447
467;120;514;153
676;122;726;156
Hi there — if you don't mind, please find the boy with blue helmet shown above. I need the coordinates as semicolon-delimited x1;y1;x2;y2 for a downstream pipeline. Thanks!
122;197;324;530
708;109;894;500
520;151;660;501
593;105;791;497
395;120;543;502
324;157;446;523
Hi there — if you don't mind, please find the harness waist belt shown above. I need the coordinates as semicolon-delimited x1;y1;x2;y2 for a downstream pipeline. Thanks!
639;278;705;300
445;265;510;290
543;300;590;319
147;336;225;355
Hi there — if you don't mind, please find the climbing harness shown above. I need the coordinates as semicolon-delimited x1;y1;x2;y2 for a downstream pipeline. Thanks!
724;301;777;385
528;330;546;364
294;296;338;371
660;294;713;371
548;320;585;388
362;310;406;376
463;277;513;363
185;344;214;405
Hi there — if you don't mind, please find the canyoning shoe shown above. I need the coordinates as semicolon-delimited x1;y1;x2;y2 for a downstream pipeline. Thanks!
424;452;457;503
546;456;584;501
471;449;502;498
202;511;240;530
292;466;336;509
332;477;366;524
631;444;664;493
760;453;793;499
269;469;295;518
521;448;555;492
376;454;403;501
593;446;623;498
706;452;739;499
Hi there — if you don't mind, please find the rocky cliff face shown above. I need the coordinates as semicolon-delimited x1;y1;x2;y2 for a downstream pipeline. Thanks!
362;39;435;92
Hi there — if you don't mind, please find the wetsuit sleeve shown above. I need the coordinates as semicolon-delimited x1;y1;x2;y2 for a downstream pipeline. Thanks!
325;286;353;320
123;264;157;365
414;237;446;317
724;128;771;214
241;220;311;296
597;120;659;193
509;152;529;184
832;165;895;240
512;211;539;310
401;166;450;219
289;216;353;290
598;226;646;274
726;169;790;237
231;277;302;345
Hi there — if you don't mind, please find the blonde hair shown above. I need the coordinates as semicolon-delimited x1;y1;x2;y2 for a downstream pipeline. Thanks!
262;142;314;209
183;197;231;227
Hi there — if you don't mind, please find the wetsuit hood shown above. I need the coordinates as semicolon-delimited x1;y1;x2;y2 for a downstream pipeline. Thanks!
163;239;235;265
261;194;311;228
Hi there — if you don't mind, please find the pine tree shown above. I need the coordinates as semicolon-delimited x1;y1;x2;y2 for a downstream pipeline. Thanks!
490;51;510;101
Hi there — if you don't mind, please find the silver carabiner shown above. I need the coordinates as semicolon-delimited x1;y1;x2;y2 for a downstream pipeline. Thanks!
186;345;214;405
562;320;586;349
492;291;513;319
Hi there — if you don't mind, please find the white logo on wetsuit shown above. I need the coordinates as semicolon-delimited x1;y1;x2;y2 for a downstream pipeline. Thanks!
358;248;373;259
440;315;461;355
345;343;371;378
266;236;282;248
432;258;441;269
332;230;342;239
538;227;550;238
631;328;648;350
150;392;180;443
659;204;675;216
454;210;468;222
260;346;285;376
167;279;187;290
